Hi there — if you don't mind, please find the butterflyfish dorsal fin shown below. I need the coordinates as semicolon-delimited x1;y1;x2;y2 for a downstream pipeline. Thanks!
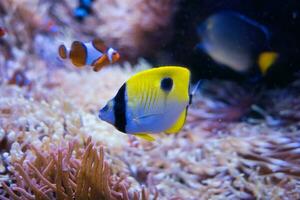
258;51;279;75
92;54;110;72
165;107;187;134
92;38;108;52
69;41;87;67
134;133;156;141
58;44;68;59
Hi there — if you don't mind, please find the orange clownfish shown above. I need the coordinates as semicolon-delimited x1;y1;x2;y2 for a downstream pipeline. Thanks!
58;39;120;72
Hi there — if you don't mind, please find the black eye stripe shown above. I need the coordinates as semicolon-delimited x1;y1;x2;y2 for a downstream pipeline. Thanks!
161;77;173;92
113;83;127;132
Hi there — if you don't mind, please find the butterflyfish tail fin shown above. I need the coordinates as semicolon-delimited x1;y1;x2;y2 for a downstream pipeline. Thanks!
165;108;187;134
134;133;156;142
69;41;87;67
258;51;279;75
58;44;68;59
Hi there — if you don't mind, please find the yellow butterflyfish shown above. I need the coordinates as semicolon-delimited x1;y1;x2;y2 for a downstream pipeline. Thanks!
98;66;199;141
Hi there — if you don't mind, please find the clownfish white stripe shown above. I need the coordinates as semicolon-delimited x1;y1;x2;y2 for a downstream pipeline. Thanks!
84;42;103;65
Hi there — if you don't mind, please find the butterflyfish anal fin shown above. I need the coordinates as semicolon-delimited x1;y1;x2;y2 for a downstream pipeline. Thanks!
165;108;187;134
70;41;87;67
134;133;156;141
258;51;279;75
58;44;68;59
92;54;110;71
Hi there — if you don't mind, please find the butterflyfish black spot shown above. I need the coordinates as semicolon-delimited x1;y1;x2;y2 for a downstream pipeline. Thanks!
161;77;173;92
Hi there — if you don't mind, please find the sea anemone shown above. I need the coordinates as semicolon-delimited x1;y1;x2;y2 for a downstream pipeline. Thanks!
187;80;255;132
118;130;300;199
1;137;152;200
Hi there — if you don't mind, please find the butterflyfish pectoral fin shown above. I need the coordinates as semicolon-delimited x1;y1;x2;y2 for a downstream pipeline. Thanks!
70;41;87;67
92;55;110;72
165;108;187;134
258;51;279;75
134;133;156;142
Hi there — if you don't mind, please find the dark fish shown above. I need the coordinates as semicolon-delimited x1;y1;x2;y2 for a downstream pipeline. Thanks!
197;11;278;75
74;0;94;21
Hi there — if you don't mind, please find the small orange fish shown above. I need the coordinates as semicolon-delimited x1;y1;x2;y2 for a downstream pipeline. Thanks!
39;18;58;33
0;27;6;37
58;39;120;72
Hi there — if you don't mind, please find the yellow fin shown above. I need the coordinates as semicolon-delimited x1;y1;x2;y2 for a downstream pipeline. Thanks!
258;52;279;75
165;108;187;134
135;133;156;142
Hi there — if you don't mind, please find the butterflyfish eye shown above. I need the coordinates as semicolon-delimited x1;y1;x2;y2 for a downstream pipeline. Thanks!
160;77;173;92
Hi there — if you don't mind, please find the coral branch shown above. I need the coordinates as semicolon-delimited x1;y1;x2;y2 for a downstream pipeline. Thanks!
27;163;56;191
1;182;21;200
